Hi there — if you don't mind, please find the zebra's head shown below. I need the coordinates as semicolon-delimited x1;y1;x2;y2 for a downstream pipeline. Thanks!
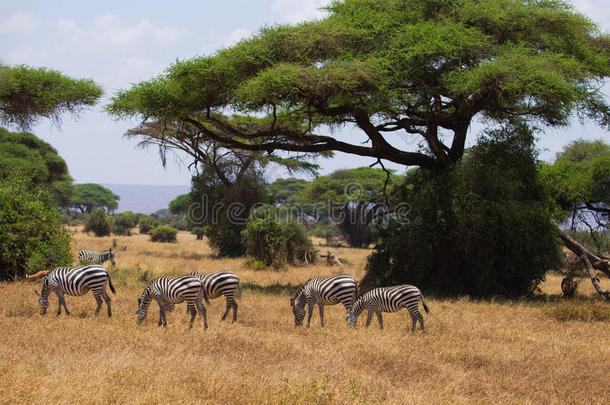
108;249;116;266
34;283;49;315
346;311;358;326
290;297;306;326
136;296;148;324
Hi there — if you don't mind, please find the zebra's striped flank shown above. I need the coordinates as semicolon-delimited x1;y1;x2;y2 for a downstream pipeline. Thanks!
290;275;359;327
34;265;116;317
190;271;242;322
346;285;429;331
78;249;116;265
136;276;208;329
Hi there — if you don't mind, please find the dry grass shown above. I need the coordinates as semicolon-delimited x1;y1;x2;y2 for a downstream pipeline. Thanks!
1;230;609;404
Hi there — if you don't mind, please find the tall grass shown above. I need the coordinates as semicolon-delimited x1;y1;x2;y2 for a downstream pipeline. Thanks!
0;229;608;403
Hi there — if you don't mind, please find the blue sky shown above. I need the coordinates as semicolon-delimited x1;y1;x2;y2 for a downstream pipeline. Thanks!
0;0;608;185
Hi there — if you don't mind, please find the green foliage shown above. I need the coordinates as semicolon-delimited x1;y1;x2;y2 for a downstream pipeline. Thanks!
168;193;191;216
191;226;206;240
0;63;102;131
70;183;119;213
149;225;178;243
365;123;561;297
268;178;309;204
112;211;138;235
242;206;316;268
539;139;609;252
0;177;72;280
0;127;73;207
108;0;609;171
189;164;269;257
138;215;161;234
84;209;111;237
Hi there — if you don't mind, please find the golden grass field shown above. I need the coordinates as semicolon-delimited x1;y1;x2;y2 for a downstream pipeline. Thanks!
1;229;609;404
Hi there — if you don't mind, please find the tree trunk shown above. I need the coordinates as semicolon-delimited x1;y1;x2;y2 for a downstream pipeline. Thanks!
558;228;610;301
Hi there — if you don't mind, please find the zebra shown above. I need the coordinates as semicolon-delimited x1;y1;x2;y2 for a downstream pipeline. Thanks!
346;285;429;332
188;271;242;322
290;275;359;327
34;265;116;317
136;276;210;329
78;249;116;266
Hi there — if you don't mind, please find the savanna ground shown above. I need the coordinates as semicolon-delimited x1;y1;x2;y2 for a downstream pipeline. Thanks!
1;228;609;404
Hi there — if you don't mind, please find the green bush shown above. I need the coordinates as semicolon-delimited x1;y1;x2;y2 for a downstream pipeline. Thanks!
84;209;111;236
149;225;178;243
364;123;561;297
138;215;161;234
0;177;72;280
112;211;138;235
191;226;206;240
242;206;316;268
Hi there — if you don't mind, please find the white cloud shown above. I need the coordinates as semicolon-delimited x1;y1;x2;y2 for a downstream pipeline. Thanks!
0;12;39;34
271;0;332;23
571;0;610;31
224;28;252;46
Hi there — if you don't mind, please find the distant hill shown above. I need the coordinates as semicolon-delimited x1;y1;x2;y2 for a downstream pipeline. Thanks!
102;184;189;214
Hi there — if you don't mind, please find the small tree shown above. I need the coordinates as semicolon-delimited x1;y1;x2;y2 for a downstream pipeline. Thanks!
138;215;161;234
112;211;138;235
0;177;72;280
85;209;111;237
149;225;178;243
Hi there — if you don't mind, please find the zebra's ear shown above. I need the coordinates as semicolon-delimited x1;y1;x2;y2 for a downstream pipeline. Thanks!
34;289;40;297
290;297;294;307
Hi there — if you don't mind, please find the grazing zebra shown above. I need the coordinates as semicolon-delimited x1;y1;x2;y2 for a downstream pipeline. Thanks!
78;249;116;265
136;276;209;329
188;271;242;322
290;275;359;327
34;265;116;317
346;285;429;332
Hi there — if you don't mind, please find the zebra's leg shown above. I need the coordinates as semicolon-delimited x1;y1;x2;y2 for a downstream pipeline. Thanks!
221;296;231;321
56;290;69;316
306;299;314;328
93;290;103;315
187;300;197;329
196;296;208;330
416;312;425;332
376;312;384;330
232;294;238;322
365;309;374;328
318;304;325;328
102;289;112;318
410;312;418;332
156;299;167;327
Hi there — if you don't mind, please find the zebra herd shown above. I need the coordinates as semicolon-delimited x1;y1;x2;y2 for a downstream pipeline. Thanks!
32;250;429;332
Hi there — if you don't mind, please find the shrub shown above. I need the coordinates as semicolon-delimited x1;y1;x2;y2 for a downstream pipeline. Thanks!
84;209;111;237
364;123;561;297
242;206;316;268
191;226;206;240
112;211;138;235
149;225;178;243
0;177;72;280
138;215;160;234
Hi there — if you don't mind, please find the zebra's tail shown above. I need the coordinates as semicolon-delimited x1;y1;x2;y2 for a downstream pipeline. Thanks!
107;274;116;294
237;281;242;300
420;292;429;314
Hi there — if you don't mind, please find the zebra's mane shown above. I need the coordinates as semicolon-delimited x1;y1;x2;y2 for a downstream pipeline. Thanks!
292;278;312;302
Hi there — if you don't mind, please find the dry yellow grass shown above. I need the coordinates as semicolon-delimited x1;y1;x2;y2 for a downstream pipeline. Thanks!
1;230;609;404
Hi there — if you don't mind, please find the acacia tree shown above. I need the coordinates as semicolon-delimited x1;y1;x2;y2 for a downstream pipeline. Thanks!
69;183;120;214
1;63;102;131
108;0;608;171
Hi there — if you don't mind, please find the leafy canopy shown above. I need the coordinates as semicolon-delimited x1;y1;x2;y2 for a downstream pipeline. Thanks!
1;63;102;131
70;183;120;213
108;0;610;170
0;127;73;207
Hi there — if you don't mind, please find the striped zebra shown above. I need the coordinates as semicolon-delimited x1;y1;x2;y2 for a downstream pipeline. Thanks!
78;249;116;265
346;285;429;331
290;275;359;327
189;271;242;322
136;276;210;329
34;265;116;317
